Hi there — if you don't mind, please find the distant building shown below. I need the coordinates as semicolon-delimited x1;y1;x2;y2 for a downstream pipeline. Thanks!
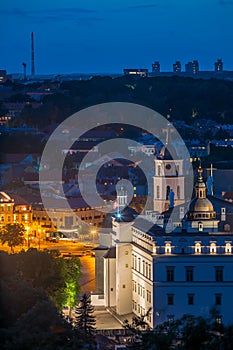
173;61;181;73
215;58;223;72
0;70;7;83
0;70;12;83
152;61;160;73
193;60;199;74
123;68;149;77
185;60;199;75
0;191;32;229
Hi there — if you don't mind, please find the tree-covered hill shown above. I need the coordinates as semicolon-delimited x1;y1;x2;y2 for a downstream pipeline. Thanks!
4;75;233;128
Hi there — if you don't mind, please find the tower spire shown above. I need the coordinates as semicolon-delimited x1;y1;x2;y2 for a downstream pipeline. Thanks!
31;32;35;77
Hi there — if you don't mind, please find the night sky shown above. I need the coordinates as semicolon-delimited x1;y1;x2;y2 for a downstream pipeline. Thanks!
1;0;233;75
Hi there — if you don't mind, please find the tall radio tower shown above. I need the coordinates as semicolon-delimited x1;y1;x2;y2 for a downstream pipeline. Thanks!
31;32;35;76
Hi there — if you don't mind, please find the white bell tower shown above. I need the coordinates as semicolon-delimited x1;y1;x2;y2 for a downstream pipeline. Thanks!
153;127;185;213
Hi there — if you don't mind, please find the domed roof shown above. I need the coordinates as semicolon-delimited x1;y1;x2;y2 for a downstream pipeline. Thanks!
189;197;214;212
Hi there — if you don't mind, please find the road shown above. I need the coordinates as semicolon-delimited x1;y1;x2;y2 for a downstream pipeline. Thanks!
0;239;96;294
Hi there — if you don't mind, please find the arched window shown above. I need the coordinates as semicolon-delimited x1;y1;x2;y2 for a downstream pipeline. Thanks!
157;186;160;199
198;222;203;232
210;243;216;254
158;165;161;176
195;242;201;254
165;242;171;254
177;185;180;199
166;186;170;200
225;243;231;254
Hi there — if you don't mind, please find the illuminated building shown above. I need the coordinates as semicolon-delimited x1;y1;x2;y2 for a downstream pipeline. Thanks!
152;61;160;73
173;61;181;73
215;58;223;72
0;192;32;227
123;68;149;77
92;144;233;328
185;60;199;75
31;197;108;238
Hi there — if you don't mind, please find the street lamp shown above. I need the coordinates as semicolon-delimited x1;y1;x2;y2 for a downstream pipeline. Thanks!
25;226;30;249
91;229;96;244
38;228;41;250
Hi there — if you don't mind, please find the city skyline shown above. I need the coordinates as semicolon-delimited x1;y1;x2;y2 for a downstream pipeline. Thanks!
1;0;233;75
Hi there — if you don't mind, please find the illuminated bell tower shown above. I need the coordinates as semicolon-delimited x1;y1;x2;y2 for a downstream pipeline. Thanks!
153;128;185;213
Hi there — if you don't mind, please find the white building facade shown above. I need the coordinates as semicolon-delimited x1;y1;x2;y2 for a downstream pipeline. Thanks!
92;146;233;329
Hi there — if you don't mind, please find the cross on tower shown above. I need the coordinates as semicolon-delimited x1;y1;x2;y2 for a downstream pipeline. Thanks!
206;163;217;196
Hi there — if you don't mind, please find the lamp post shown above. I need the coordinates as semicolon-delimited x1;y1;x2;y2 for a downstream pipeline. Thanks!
25;226;30;249
91;229;96;245
38;228;41;250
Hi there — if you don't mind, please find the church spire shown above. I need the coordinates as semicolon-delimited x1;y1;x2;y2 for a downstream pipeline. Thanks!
195;165;206;199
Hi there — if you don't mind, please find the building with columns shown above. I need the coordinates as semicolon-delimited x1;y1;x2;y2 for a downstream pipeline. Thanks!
92;140;233;328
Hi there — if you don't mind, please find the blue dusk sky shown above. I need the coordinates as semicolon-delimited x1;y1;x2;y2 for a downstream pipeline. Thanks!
1;0;233;75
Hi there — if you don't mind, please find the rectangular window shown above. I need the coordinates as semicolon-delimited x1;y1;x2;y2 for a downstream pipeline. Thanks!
186;267;194;282
188;294;194;305
148;264;152;280
215;267;223;282
166;267;175;282
215;294;222;305
216;316;222;325
167;315;175;323
167;294;174;305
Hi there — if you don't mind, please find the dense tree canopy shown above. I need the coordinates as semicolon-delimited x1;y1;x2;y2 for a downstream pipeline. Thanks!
0;223;25;253
3;76;233;129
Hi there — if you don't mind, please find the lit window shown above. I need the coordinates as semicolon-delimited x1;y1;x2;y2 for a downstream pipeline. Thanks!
195;243;201;254
165;242;171;254
225;243;231;254
210;243;217;254
216;316;222;325
167;315;175;323
198;222;203;232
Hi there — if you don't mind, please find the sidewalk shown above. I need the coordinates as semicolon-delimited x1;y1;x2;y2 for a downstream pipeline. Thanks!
94;306;134;330
94;307;124;330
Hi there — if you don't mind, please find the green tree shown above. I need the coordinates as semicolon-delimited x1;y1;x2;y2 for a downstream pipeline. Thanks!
15;249;81;311
180;314;210;350
61;257;82;314
4;300;83;350
74;293;96;342
0;223;25;253
123;307;151;335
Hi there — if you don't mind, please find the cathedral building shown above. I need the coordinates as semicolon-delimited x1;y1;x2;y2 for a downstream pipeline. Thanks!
92;145;233;328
